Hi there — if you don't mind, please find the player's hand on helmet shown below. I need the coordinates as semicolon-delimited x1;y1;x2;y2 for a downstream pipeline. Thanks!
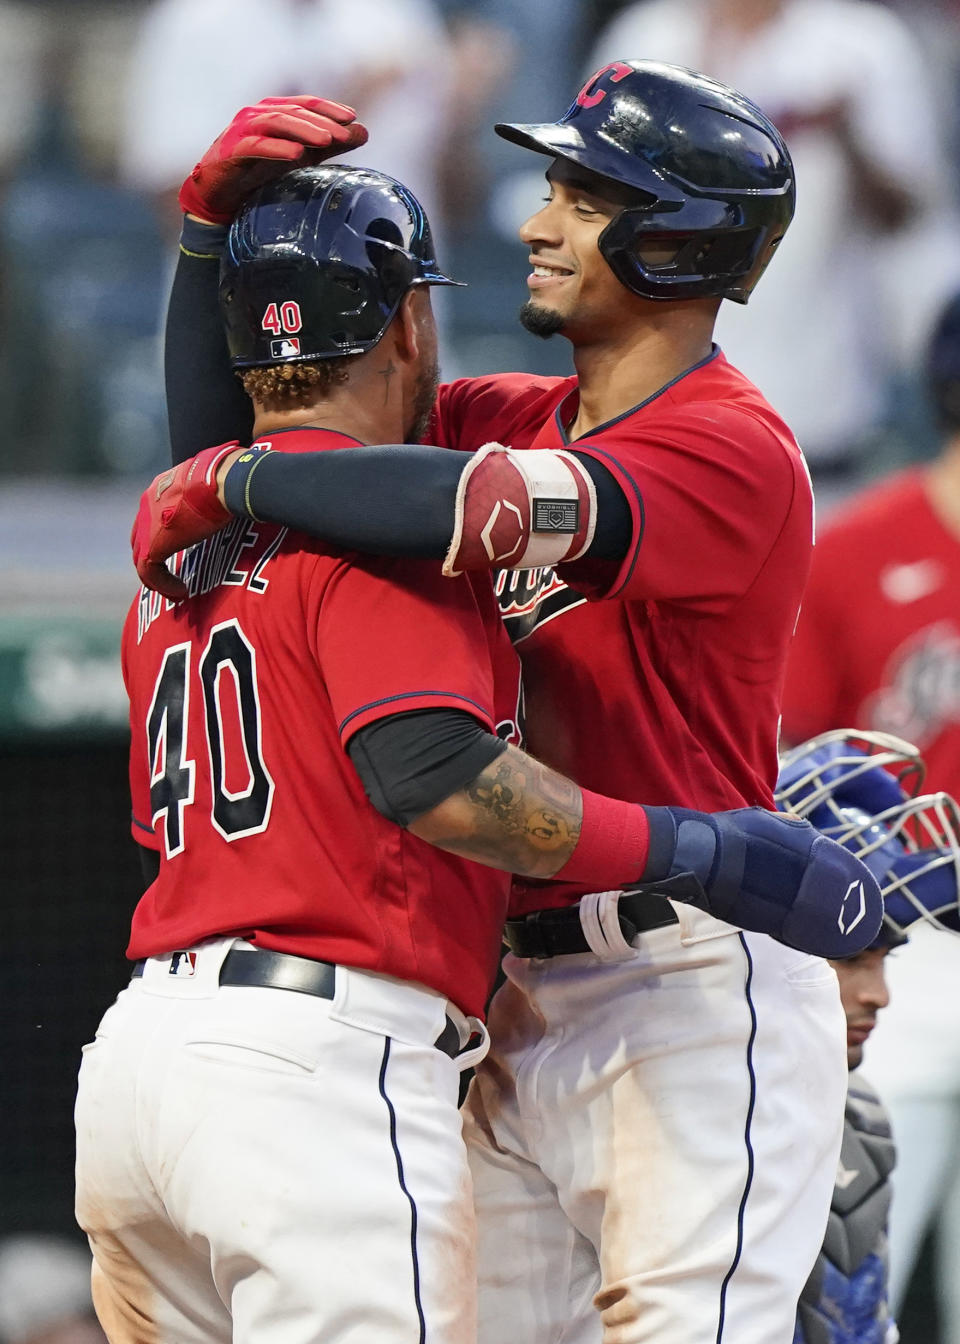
131;443;241;599
633;805;883;958
179;96;369;225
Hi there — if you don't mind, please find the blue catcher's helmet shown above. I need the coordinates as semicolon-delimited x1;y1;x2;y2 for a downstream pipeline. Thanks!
775;730;960;944
495;59;795;304
220;164;462;369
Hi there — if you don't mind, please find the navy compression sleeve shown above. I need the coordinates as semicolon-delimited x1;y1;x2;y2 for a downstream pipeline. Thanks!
224;443;633;562
165;218;253;464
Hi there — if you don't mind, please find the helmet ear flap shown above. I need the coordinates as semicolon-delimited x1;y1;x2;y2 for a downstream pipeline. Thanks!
598;208;767;303
697;230;763;278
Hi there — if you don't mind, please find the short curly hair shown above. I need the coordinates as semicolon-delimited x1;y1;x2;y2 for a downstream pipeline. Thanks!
239;358;352;410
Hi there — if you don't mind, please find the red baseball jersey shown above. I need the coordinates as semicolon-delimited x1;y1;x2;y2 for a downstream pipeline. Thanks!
123;428;522;1019
782;467;960;795
429;348;814;912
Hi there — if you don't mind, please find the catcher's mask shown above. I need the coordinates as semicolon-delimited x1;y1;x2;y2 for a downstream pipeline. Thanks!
495;59;794;304
775;730;960;945
220;164;463;368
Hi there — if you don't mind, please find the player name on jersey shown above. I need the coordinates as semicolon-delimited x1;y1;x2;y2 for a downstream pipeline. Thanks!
137;520;287;643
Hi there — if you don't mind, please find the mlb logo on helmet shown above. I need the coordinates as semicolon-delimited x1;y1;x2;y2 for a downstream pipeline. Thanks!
271;337;301;358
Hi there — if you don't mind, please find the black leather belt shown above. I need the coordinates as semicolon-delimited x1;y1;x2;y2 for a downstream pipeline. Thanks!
503;890;679;960
131;947;464;1058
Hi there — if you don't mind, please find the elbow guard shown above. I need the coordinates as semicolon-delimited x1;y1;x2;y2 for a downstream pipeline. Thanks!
442;443;597;576
639;805;884;959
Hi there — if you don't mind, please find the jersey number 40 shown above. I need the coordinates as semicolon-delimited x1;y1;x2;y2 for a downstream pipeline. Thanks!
261;301;302;335
146;620;275;857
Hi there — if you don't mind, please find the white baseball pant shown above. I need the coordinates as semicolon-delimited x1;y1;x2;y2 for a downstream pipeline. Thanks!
463;903;847;1344
74;938;487;1344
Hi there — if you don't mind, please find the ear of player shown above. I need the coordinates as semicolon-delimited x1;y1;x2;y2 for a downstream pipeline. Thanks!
775;729;960;942
636;804;883;958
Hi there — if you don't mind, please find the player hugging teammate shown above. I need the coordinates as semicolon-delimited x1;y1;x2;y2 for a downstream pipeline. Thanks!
79;64;931;1344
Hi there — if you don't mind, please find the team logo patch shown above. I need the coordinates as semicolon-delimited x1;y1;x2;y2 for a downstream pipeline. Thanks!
496;566;586;644
533;498;579;533
169;951;198;977
270;337;301;358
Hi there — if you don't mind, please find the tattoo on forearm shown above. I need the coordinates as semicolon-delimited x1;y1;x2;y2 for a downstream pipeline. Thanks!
441;747;584;877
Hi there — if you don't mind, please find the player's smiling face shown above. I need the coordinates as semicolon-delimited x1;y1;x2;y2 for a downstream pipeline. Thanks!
518;160;644;340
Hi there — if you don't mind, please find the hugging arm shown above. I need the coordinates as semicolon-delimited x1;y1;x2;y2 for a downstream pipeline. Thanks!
166;221;254;462
349;707;883;957
162;223;630;569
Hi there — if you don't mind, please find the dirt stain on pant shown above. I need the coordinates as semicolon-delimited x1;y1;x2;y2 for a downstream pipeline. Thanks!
88;1234;158;1344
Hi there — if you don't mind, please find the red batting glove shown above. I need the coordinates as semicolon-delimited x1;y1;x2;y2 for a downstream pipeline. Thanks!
131;443;240;600
178;95;370;225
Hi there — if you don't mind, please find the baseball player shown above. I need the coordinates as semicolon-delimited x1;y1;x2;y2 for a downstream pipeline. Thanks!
780;289;960;1328
781;292;960;781
775;730;960;1344
131;66;856;1343
79;157;873;1344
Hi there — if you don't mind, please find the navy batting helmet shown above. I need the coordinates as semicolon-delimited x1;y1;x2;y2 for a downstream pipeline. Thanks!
220;164;462;368
927;291;960;433
495;60;795;304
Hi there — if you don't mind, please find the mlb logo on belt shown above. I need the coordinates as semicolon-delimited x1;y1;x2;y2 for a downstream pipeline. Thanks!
270;337;301;358
169;951;198;977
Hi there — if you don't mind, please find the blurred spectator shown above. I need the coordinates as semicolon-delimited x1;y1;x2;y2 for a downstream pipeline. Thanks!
0;3;44;185
0;8;171;479
782;290;960;1339
0;89;167;478
587;0;960;495
431;7;518;227
0;1236;104;1344
429;0;587;379
436;0;585;205
119;0;453;238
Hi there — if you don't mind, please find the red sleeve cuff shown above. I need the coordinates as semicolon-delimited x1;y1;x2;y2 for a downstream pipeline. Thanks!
552;787;650;887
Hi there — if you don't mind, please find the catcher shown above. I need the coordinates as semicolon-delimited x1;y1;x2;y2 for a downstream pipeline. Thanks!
777;730;960;1344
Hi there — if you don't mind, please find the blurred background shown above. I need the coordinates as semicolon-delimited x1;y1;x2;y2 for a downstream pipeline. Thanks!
4;0;960;1338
